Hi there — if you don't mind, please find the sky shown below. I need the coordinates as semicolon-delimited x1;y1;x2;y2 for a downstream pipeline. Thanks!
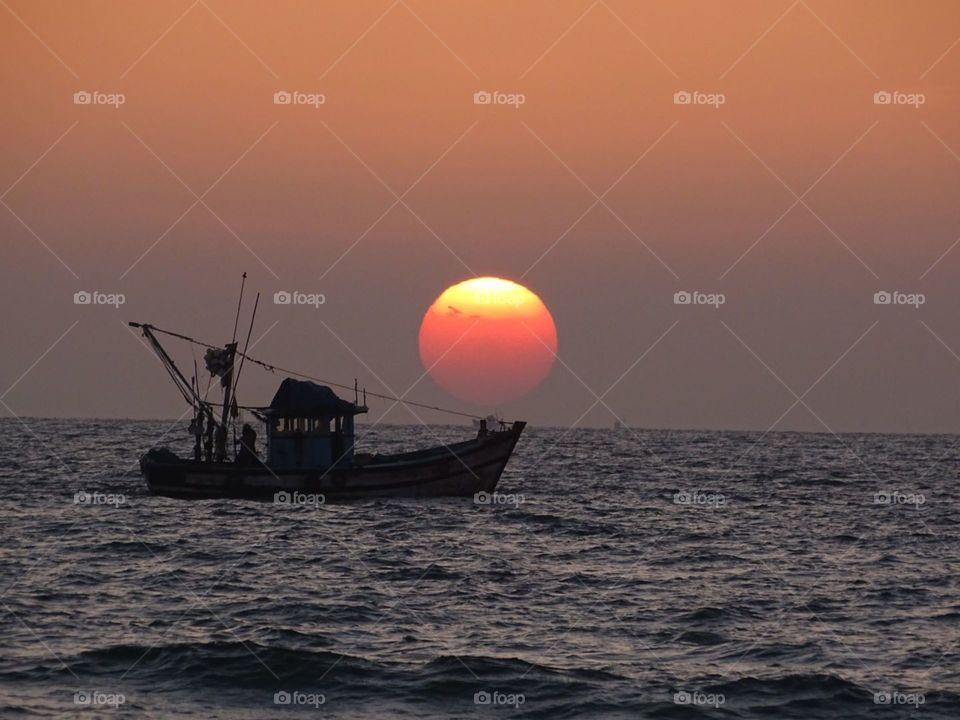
1;0;959;433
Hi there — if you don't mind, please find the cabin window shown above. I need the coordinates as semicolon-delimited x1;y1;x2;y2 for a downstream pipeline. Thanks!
271;416;336;435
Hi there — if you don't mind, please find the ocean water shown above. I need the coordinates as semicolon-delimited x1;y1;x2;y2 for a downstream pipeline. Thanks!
1;418;958;718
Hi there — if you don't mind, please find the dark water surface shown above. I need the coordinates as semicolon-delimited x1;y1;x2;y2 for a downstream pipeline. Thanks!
1;419;958;718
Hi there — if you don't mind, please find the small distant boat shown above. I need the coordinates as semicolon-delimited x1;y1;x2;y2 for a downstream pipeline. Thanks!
131;278;525;502
612;418;630;433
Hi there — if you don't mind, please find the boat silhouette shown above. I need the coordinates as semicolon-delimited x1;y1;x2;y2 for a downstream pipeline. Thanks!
130;279;525;501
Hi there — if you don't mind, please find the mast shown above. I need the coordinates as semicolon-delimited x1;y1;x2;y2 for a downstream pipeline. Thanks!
215;341;238;462
215;273;248;462
191;368;201;461
231;292;259;399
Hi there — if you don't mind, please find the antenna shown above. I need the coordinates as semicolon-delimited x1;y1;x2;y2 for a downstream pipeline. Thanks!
231;272;247;344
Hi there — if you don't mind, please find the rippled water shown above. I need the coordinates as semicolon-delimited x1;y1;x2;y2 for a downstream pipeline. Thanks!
1;419;958;718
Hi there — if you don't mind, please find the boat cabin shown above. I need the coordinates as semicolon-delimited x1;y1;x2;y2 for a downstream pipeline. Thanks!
264;379;367;469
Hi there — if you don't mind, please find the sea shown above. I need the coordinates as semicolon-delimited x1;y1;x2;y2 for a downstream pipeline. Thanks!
1;419;958;718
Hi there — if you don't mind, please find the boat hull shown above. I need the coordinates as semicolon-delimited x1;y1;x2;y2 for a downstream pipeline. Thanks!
140;422;525;501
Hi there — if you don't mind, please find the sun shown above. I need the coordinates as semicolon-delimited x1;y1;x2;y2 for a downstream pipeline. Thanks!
418;277;558;405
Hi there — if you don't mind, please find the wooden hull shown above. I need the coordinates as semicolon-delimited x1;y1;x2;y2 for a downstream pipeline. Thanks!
140;422;525;501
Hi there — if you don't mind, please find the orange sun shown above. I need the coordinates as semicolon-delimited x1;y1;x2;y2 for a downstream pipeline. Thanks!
419;277;558;405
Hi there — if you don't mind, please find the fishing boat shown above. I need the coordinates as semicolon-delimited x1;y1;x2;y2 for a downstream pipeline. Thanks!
131;279;525;502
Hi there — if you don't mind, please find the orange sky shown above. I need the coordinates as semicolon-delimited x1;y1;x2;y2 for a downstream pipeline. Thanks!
1;1;959;431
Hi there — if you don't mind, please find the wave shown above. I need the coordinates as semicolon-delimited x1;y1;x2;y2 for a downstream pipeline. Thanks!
671;630;729;646
375;565;465;582
707;672;866;698
6;644;959;719
7;642;624;687
674;605;763;624
7;642;378;688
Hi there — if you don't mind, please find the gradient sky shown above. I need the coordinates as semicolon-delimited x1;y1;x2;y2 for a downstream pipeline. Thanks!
1;0;959;432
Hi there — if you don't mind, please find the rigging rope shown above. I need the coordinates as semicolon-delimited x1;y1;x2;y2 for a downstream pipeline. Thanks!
136;323;490;421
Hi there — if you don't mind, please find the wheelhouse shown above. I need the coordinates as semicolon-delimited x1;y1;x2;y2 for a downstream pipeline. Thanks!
264;379;367;469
